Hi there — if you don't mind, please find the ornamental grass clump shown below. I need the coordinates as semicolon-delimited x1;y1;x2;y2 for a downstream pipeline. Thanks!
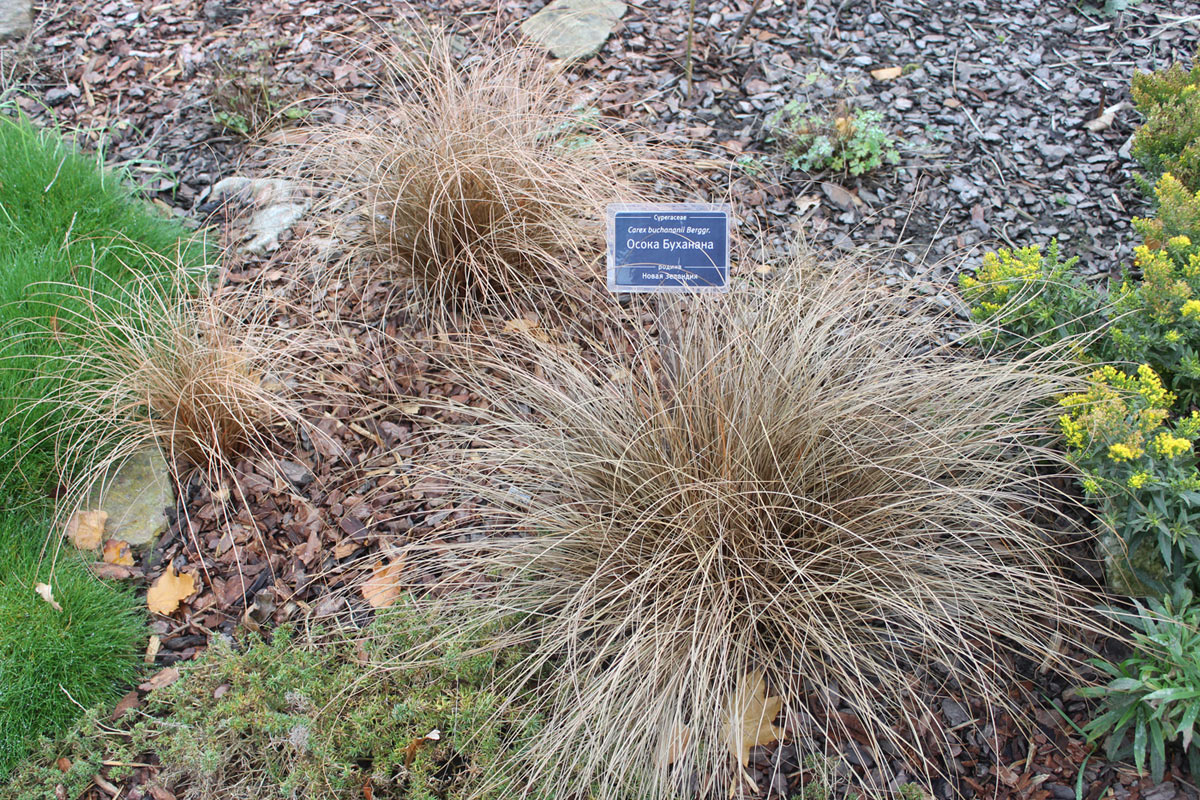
402;263;1096;798
294;30;659;319
10;264;339;517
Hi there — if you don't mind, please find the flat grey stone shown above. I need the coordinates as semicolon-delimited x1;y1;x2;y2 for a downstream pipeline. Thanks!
521;0;626;61
210;176;310;255
0;0;31;40
88;450;173;547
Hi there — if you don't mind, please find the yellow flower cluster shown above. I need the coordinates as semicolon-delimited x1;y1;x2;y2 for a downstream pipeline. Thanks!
960;245;1042;300
1128;471;1153;489
1059;365;1174;463
1134;244;1193;323
1182;299;1200;318
1153;431;1193;458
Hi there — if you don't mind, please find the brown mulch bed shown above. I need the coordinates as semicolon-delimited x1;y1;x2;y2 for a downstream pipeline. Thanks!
5;0;1200;798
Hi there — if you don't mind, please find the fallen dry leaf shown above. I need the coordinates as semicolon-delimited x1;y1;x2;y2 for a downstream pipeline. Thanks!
1084;101;1128;132
35;582;63;612
102;538;134;566
362;558;406;608
55;757;71;772
88;562;136;580
726;670;785;766
403;729;441;766
870;66;903;80
664;723;690;765
66;509;107;551
146;564;196;615
503;317;551;342
109;688;140;722
139;666;181;692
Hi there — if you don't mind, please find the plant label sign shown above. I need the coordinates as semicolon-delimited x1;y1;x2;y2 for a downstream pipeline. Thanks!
606;203;731;294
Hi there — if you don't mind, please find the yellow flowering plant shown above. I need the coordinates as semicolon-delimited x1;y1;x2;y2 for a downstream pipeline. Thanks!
1059;364;1200;590
1131;53;1200;194
958;239;1100;352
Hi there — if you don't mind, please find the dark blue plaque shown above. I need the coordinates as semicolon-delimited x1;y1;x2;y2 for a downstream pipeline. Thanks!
606;203;731;293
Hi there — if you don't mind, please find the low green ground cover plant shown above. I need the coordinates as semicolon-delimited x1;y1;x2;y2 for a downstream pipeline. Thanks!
3;606;542;800
1079;588;1200;782
0;515;144;776
767;101;899;175
210;38;308;138
406;263;1094;799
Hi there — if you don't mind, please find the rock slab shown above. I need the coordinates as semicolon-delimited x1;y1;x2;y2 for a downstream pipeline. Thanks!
89;450;173;547
0;0;32;39
521;0;625;61
210;176;310;256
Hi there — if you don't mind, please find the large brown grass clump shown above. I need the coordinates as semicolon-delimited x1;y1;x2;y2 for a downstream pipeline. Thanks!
400;261;1096;798
296;31;660;318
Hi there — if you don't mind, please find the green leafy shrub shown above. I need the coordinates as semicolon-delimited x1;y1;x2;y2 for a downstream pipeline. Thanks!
1132;54;1200;192
0;515;145;777
1080;588;1200;782
767;102;899;175
5;605;541;800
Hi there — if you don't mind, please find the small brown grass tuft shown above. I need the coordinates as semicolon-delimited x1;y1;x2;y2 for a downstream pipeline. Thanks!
12;262;342;521
293;29;666;319
398;259;1099;798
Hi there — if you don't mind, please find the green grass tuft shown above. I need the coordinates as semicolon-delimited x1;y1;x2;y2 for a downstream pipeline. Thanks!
0;514;145;776
0;115;201;778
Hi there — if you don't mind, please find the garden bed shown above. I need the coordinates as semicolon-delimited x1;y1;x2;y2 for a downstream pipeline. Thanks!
3;1;1200;799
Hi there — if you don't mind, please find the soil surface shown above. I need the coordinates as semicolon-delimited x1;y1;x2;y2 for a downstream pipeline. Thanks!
4;0;1200;798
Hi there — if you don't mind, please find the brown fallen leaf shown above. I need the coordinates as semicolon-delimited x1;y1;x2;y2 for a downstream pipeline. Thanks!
870;66;902;81
55;757;70;772
88;562;136;580
403;729;441;766
139;666;181;692
664;723;690;765
109;688;140;722
146;564;196;615
503;317;551;342
102;538;134;566
147;787;178;800
726;670;785;766
35;582;63;612
66;509;107;551
362;558;406;608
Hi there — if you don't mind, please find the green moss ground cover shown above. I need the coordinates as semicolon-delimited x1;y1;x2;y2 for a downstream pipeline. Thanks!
4;607;542;800
0;115;202;776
